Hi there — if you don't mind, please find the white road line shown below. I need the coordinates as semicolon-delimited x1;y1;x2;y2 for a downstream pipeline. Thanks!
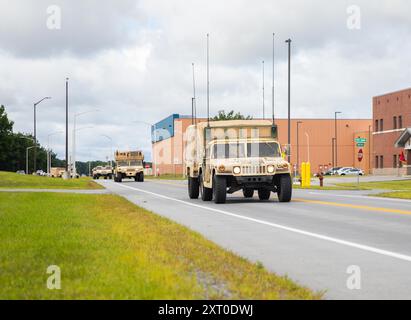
114;182;411;263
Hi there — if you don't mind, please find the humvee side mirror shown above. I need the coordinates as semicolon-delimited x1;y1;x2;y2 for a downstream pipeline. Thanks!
271;125;278;139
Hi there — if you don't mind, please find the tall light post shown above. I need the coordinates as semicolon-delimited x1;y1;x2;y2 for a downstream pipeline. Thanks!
133;120;157;176
285;38;292;163
33;96;51;172
72;110;98;177
47;131;62;175
296;121;303;175
334;111;342;167
305;132;310;163
262;60;265;119
26;146;35;175
65;78;69;178
72;126;94;177
101;134;113;166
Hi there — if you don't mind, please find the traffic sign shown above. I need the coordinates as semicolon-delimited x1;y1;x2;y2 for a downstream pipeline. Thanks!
358;149;364;162
355;138;367;143
356;143;365;147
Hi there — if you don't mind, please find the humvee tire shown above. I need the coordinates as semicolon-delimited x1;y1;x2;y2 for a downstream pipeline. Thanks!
116;173;122;183
188;176;199;199
277;174;292;203
200;173;212;201
243;188;254;198
139;172;144;182
104;176;107;180
108;174;112;180
213;175;227;204
258;189;271;200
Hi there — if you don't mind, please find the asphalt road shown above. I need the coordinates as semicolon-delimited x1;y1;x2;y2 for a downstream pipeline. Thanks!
98;179;411;300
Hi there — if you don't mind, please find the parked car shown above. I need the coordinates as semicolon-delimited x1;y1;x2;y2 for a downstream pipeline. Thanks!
336;167;354;175
16;170;25;175
325;167;342;176
339;168;364;176
35;170;47;176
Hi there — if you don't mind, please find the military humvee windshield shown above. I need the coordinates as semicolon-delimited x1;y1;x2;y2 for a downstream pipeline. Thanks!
117;160;128;166
130;160;143;166
247;142;281;158
211;142;281;159
212;143;246;159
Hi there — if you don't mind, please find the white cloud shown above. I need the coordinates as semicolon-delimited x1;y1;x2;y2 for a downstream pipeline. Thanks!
1;0;411;161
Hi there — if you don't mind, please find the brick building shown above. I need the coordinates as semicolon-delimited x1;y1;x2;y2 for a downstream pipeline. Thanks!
373;88;411;175
151;114;372;175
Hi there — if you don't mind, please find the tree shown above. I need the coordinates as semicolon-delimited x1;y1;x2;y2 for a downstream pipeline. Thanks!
0;105;15;168
211;110;253;121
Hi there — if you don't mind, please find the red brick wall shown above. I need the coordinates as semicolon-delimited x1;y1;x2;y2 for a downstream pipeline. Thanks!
373;88;411;174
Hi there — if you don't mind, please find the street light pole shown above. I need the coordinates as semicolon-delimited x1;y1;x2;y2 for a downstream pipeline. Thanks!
101;135;113;166
297;121;303;175
65;78;69;178
285;38;292;163
33;97;51;173
72;110;98;177
262;60;265;119
47;131;62;175
334;111;342;167
26;146;35;175
305;132;310;163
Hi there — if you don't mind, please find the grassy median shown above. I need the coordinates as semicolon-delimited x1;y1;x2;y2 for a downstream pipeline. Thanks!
0;171;102;189
0;192;320;300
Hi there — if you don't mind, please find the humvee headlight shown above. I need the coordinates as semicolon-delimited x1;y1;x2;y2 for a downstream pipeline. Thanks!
233;166;241;174
267;165;275;173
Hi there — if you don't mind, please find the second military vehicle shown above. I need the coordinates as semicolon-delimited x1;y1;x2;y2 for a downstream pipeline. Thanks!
92;166;113;180
185;120;292;204
113;150;145;183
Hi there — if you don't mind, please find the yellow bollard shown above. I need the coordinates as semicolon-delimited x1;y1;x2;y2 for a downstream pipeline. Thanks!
301;162;306;188
305;162;311;188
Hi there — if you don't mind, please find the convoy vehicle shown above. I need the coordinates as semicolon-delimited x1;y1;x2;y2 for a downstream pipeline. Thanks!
113;150;144;183
92;166;113;180
184;120;292;204
50;167;65;178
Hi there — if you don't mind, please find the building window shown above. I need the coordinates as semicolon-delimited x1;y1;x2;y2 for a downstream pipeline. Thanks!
393;155;398;168
399;116;403;129
393;116;397;129
375;156;379;169
380;119;384;131
375;120;379;132
380;156;384;169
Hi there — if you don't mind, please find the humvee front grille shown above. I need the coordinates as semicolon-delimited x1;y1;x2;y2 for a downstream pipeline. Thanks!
241;165;266;175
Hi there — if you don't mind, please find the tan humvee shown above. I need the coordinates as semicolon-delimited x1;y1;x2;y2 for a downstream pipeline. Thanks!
113;150;144;183
50;167;65;178
184;120;292;204
92;166;113;180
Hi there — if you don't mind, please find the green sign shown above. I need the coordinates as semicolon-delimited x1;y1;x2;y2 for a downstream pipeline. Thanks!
355;138;367;143
356;143;365;147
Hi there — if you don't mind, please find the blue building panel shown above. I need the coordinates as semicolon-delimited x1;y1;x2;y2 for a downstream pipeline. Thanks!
151;114;180;143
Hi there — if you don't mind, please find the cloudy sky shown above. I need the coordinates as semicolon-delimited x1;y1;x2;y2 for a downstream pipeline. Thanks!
1;0;410;161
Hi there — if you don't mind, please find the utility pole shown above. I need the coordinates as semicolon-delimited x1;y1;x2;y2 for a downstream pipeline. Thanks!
335;111;342;167
272;33;275;124
297;121;302;175
65;78;69;178
262;60;265;119
285;38;292;163
33;97;51;173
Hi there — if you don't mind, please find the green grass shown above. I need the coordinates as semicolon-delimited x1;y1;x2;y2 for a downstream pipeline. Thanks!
146;174;186;180
0;171;102;190
337;179;411;191
374;191;411;200
0;192;321;300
